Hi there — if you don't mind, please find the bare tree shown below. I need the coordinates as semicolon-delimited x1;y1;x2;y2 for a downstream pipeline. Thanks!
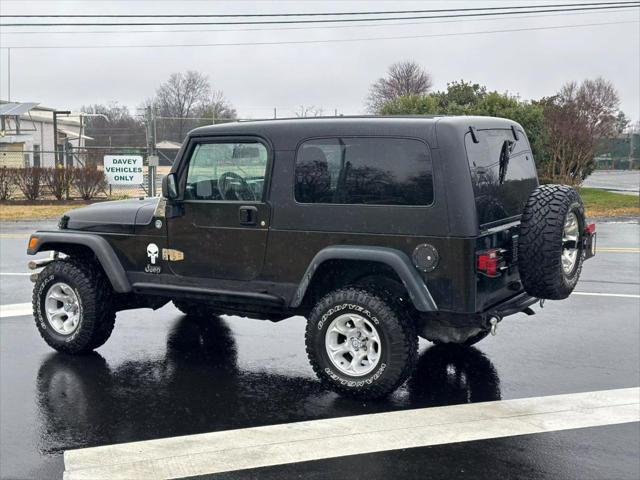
0;167;15;200
44;166;75;200
295;105;324;117
153;71;211;141
201;90;237;124
541;77;623;185
13;167;45;201
81;102;146;148
73;166;107;200
366;61;433;113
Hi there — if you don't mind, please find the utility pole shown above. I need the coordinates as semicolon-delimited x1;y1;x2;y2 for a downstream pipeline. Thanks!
76;114;84;167
273;108;277;119
212;92;216;124
145;105;158;197
7;48;10;102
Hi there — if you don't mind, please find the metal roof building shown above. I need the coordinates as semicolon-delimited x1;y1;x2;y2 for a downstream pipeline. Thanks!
0;101;91;168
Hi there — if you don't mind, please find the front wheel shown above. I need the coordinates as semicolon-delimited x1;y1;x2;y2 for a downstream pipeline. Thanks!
33;260;115;354
305;288;417;399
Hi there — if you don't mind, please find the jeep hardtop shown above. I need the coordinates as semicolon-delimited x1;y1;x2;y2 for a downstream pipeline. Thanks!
28;116;596;398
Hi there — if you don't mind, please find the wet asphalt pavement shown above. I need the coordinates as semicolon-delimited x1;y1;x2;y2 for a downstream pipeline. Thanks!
583;170;640;195
0;221;639;479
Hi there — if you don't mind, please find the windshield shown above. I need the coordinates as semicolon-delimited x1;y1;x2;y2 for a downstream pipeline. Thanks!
465;128;538;228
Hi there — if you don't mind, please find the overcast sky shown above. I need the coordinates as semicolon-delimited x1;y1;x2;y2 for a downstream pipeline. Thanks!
1;0;638;121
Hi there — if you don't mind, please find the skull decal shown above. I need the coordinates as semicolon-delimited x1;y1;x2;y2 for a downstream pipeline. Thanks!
147;243;159;264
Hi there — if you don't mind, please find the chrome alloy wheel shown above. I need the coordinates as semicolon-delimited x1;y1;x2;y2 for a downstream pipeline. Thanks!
325;313;382;377
562;211;580;275
44;282;81;335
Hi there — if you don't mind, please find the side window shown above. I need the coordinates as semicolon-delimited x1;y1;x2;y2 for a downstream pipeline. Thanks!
184;142;268;201
295;137;433;206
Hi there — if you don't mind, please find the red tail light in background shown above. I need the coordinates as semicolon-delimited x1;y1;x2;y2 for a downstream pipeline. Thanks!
477;248;502;277
586;223;596;234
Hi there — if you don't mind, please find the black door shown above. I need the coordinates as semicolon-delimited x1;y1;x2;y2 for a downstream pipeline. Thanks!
167;139;270;281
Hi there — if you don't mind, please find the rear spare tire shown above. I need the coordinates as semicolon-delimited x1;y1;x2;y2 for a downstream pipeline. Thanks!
518;184;586;300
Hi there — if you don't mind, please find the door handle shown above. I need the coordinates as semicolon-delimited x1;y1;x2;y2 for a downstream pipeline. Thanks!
239;205;258;226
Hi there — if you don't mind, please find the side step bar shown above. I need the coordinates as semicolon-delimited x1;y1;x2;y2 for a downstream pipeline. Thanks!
131;282;285;307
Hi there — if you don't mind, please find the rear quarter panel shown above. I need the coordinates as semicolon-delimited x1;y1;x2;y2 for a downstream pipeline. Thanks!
263;148;477;312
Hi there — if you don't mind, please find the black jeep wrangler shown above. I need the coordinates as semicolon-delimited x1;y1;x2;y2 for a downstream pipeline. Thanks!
28;116;596;398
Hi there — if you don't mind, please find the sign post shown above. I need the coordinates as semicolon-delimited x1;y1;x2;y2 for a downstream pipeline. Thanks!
103;155;144;185
147;154;159;197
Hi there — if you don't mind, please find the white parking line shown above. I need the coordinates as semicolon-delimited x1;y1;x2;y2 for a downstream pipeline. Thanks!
572;292;640;299
63;388;640;480
0;303;33;318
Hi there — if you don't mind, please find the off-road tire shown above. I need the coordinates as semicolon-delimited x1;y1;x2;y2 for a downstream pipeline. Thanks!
305;288;418;399
518;184;585;300
33;259;115;354
173;300;223;318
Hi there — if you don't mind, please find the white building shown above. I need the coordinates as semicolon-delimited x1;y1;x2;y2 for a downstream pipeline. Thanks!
0;101;92;168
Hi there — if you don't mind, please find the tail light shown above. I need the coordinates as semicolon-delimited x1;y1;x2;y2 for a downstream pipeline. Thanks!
584;223;597;259
477;248;505;277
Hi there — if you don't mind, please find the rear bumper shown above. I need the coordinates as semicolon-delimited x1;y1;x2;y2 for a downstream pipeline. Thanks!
416;291;538;343
485;291;538;319
419;291;538;331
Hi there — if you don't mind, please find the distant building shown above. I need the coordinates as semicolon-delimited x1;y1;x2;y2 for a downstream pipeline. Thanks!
594;133;640;170
0;101;92;168
155;140;182;166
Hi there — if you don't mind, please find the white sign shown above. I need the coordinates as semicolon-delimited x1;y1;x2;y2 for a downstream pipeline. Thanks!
104;155;144;185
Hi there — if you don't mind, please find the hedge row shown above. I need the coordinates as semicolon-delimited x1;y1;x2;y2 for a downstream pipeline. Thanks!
0;166;107;201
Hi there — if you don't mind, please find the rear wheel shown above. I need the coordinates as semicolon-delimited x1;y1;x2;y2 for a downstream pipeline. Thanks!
518;184;586;300
305;288;418;399
33;260;115;354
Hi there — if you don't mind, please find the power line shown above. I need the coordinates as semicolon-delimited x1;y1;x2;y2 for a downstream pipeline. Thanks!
0;9;624;36
2;20;635;50
1;1;637;18
1;4;638;27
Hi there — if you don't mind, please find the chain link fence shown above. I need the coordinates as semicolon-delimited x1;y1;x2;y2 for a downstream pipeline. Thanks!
0;148;168;201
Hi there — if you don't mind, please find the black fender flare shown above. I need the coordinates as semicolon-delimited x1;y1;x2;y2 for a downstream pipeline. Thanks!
27;231;132;293
290;245;437;312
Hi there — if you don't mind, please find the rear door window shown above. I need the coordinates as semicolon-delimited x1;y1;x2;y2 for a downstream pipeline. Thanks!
294;137;433;206
465;129;538;227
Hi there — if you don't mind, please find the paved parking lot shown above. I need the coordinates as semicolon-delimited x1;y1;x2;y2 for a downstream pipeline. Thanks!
1;221;639;479
583;170;640;195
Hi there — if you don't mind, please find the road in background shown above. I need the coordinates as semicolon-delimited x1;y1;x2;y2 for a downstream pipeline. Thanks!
583;170;640;195
0;221;638;479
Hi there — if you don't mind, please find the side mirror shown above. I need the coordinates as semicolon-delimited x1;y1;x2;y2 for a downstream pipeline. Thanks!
162;173;178;200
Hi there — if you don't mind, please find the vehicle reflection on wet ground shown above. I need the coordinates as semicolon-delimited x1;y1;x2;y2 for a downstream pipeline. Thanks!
35;315;501;458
